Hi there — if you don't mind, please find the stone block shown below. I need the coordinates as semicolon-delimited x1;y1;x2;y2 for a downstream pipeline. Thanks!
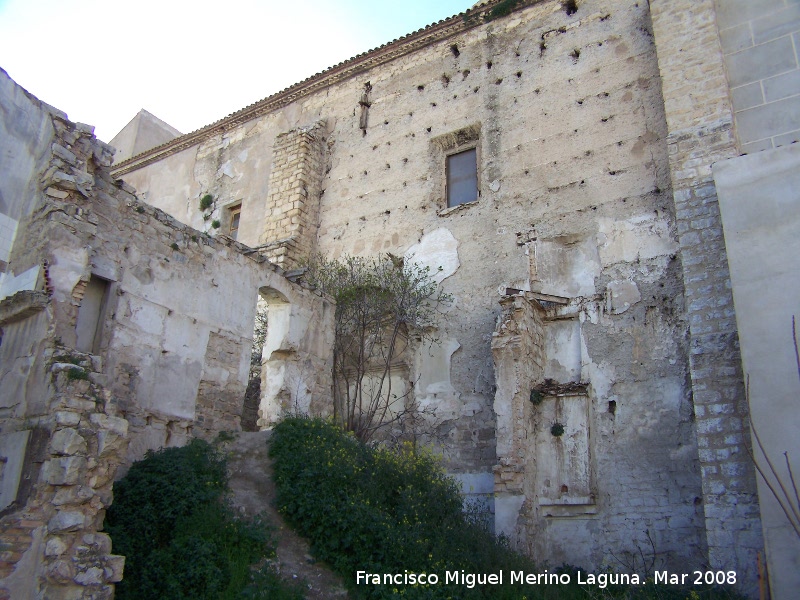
50;428;87;456
104;555;125;583
719;23;753;54
715;0;784;30
726;36;797;88
730;82;763;112
763;69;800;102
736;94;800;142
751;5;800;45
48;510;85;533
773;129;800;146
741;138;773;154
42;457;87;485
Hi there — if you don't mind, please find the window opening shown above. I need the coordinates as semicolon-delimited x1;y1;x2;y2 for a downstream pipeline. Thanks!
446;148;478;207
228;204;242;240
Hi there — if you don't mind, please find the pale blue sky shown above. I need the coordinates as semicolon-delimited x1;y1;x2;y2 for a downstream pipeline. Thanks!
0;0;472;142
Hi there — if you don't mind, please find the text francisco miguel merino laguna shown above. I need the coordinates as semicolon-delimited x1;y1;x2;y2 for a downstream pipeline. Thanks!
356;570;641;589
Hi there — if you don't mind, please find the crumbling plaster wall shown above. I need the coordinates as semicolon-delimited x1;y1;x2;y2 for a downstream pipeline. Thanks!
112;0;711;575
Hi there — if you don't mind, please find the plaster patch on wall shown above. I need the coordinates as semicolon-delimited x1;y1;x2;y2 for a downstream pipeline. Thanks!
606;280;641;314
404;228;459;284
415;337;461;421
532;235;600;298
49;246;88;304
597;215;677;265
544;320;582;382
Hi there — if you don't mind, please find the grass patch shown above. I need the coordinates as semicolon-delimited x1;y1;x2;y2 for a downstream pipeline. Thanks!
105;439;303;600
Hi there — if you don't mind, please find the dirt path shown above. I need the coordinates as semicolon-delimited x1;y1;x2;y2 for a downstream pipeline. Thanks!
223;431;349;599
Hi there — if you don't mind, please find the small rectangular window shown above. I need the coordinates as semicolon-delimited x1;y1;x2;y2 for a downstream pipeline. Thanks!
446;148;478;207
228;204;242;240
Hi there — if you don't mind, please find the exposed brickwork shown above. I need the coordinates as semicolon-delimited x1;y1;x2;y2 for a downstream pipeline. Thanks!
261;121;327;268
650;0;763;593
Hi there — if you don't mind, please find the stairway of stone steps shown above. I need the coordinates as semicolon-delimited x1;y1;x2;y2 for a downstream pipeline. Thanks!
222;431;348;599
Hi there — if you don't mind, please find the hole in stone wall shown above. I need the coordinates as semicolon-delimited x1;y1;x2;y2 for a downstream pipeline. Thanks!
495;78;503;85
564;0;578;15
462;69;470;79
417;85;425;91
451;44;460;57
571;48;581;61
486;61;493;69
608;400;616;415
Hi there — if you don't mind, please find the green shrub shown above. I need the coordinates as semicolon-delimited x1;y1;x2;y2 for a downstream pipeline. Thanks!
105;439;300;600
269;417;747;600
270;418;547;599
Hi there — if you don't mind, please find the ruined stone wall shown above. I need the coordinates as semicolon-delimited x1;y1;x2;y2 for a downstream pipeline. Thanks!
111;0;719;577
0;70;335;597
650;0;763;593
3;94;332;458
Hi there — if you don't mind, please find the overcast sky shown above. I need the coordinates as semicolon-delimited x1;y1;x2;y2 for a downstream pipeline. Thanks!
0;0;471;142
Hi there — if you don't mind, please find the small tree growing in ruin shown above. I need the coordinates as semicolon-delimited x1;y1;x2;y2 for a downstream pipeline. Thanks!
304;254;451;443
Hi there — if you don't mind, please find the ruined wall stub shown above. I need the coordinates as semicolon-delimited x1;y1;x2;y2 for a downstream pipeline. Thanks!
650;0;763;594
108;0;761;587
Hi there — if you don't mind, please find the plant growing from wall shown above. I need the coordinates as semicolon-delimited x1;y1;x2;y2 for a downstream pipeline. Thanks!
550;421;565;437
304;254;451;443
199;193;217;227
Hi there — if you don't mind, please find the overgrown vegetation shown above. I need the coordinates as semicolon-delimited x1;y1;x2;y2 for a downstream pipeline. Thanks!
304;255;451;443
270;417;744;600
105;439;303;600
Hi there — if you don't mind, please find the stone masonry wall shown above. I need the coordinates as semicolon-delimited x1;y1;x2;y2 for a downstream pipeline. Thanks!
260;121;328;268
650;0;763;594
717;0;800;152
